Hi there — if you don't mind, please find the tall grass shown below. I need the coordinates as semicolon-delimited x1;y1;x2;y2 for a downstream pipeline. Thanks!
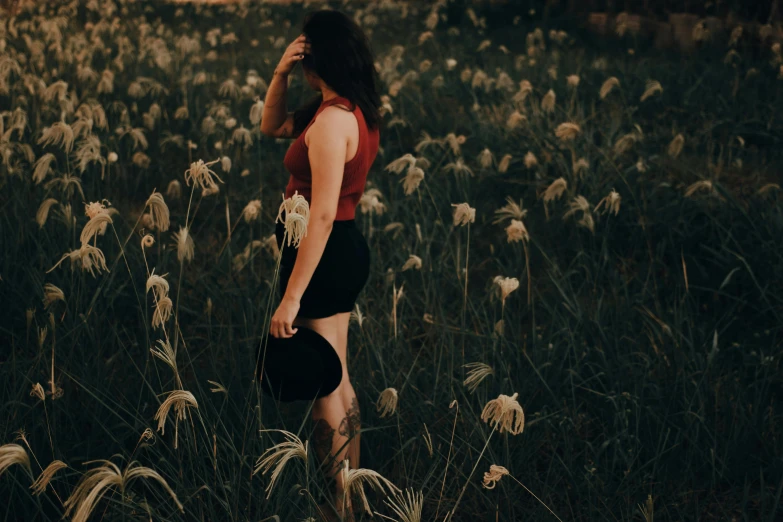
1;0;782;521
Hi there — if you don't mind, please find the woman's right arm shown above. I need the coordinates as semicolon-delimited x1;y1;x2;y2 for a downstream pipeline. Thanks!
259;70;295;138
260;34;310;138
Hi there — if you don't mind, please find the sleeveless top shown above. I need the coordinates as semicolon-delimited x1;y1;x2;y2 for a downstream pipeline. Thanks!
283;95;380;221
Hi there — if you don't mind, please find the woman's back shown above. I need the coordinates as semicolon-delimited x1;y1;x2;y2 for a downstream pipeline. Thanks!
283;95;379;221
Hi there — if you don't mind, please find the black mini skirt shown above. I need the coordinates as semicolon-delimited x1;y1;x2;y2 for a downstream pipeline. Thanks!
274;216;371;319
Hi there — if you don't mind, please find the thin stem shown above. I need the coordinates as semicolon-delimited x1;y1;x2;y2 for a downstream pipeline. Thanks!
434;402;459;521
173;182;197;355
508;474;565;522
523;240;531;305
460;223;470;378
444;427;496;522
256;230;286;387
49;322;56;399
42;402;54;458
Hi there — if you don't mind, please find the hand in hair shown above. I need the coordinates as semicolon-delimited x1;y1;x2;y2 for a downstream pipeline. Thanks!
275;34;311;77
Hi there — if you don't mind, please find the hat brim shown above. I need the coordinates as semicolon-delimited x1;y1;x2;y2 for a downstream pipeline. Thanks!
256;326;343;402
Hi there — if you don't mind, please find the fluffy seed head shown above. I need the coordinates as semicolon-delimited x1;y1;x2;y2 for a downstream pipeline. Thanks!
32;153;56;185
166;180;181;199
30;460;68;496
555;122;580;141
595;189;622;215
385;153;417;174
37;122;75;153
444;132;466;156
402;166;425;195
340;460;401;515
145;270;170;302
478;148;494;168
401;255;422;271
151;296;173;329
242;199;262;223
481;392;525;435
184;158;223;191
79;212;113;246
30;383;46;401
145;191;170;232
463;362;494;393
36;198;59;228
498;154;512;173
563;195;595;233
599;77;620;99
220;155;232;172
506;110;527;130
150;339;179;383
0;444;32;480
249;98;264;125
376;387;399;418
172;226;194;263
252;429;308;499
451;202;476;226
276;191;311;248
541;89;556;113
49;244;109;277
668;134;685;158
62;459;183;522
573;157;589;177
153;390;198;449
684;180;716;198
542;177;567;202
383;488;424;522
359;188;387;216
640;80;663;102
493;276;520;304
505;219;529;243
42;283;65;309
443;158;474;177
492;196;527;225
482;464;509;489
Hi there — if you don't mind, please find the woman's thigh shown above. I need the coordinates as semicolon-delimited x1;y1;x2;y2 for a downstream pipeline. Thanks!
293;312;351;368
277;223;369;317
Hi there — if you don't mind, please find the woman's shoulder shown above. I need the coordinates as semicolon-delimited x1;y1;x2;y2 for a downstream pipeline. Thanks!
315;104;357;124
304;105;356;147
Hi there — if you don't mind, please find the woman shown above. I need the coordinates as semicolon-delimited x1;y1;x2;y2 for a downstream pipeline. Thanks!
259;9;381;521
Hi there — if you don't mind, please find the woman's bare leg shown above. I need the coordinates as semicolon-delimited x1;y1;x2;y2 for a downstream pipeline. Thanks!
311;392;352;519
331;312;360;469
340;382;361;469
294;312;356;520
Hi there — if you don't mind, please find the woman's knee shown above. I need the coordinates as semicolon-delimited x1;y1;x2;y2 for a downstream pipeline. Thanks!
294;315;342;354
339;372;354;393
312;388;342;416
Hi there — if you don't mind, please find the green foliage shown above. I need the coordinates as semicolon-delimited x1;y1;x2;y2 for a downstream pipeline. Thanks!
0;0;781;521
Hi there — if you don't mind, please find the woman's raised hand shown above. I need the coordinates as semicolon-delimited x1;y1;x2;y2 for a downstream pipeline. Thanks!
275;34;311;77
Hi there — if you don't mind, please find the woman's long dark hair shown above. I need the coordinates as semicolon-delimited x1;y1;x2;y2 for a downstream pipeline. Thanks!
292;9;382;136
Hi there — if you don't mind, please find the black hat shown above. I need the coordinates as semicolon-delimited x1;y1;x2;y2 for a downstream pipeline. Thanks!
256;326;343;402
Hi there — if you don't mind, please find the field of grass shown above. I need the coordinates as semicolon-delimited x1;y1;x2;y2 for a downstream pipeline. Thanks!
1;0;782;520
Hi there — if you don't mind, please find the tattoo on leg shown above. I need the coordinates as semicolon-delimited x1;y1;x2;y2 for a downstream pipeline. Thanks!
349;396;361;433
339;397;361;437
312;417;335;463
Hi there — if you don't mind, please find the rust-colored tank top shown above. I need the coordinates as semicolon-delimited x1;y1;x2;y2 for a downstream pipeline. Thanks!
283;95;380;221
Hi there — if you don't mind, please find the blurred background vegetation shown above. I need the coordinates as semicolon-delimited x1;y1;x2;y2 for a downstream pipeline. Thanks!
0;0;781;521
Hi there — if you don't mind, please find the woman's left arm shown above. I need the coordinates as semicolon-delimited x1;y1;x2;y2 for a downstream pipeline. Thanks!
269;108;349;338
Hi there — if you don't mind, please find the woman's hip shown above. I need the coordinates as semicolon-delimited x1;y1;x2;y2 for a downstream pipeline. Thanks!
275;218;370;269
